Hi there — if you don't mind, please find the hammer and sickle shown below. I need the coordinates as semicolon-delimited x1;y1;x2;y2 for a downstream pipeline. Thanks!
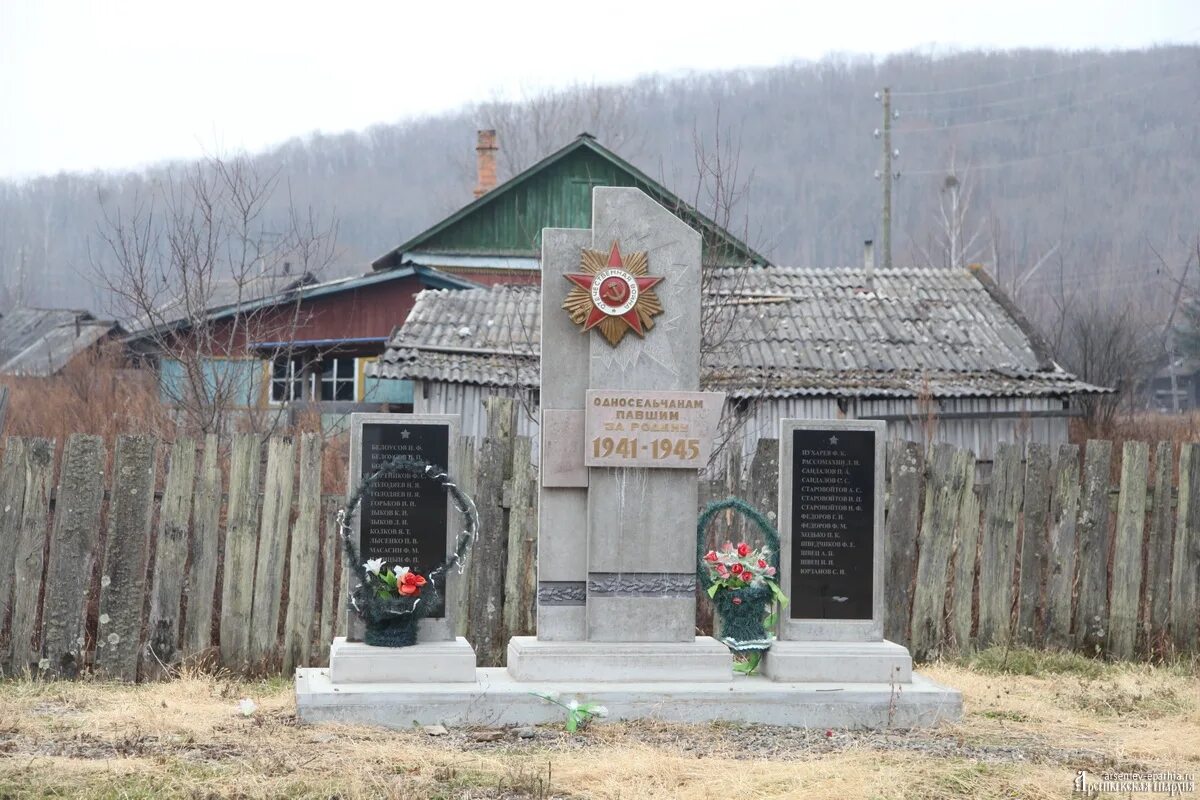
602;281;628;304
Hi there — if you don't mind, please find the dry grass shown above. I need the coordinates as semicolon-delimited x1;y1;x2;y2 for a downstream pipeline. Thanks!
0;653;1196;799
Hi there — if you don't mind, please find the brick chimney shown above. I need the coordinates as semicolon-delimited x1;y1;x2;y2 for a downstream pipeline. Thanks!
473;130;498;199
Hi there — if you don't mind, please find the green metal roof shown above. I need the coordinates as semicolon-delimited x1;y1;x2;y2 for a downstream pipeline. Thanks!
372;134;769;270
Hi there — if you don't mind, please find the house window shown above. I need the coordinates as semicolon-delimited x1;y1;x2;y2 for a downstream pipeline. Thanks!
269;356;305;404
317;356;357;401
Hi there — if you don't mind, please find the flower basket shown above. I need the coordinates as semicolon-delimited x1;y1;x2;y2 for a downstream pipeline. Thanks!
697;497;786;655
338;454;479;649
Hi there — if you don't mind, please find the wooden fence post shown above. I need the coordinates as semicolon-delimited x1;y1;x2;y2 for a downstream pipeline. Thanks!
184;434;221;655
144;437;197;679
502;436;538;637
41;434;105;678
883;441;922;647
1170;443;1199;652
1144;442;1176;650
219;434;262;670
453;436;477;639
1017;443;1051;646
317;496;341;666
947;450;981;652
249;435;297;669
6;438;53;675
1044;444;1081;649
910;444;963;661
977;443;1024;649
1076;440;1114;654
94;435;158;681
1109;441;1149;660
283;433;322;674
0;438;28;672
469;397;516;667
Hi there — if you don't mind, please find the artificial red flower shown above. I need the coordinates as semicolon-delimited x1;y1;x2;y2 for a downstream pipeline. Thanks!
704;551;719;563
737;542;751;557
716;564;729;577
758;559;768;568
732;597;743;605
398;571;426;596
731;563;744;575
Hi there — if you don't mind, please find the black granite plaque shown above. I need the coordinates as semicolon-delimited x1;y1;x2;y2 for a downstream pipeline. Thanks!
358;421;450;617
789;427;875;620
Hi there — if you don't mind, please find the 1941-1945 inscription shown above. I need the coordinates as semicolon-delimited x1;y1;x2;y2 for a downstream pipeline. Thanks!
358;422;450;617
789;427;876;620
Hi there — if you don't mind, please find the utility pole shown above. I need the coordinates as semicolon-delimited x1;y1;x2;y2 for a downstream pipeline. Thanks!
875;88;899;269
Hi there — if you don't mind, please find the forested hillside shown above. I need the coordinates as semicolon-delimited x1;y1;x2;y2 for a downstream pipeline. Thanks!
1;46;1196;317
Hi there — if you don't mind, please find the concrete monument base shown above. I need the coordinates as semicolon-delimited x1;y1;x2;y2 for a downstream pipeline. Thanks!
506;635;732;682
329;637;477;684
295;667;961;728
762;640;912;684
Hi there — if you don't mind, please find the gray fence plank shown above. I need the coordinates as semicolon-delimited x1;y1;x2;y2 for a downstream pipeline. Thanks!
1170;444;1199;652
7;438;53;675
1144;442;1175;649
40;434;105;677
910;444;962;661
144;438;197;679
1109;441;1149;660
452;436;477;639
249;435;297;668
1075;440;1114;654
1044;444;1081;649
1017;443;1051;645
948;450;981;652
469;398;516;667
184;434;221;655
884;441;922;646
977;443;1024;649
94;435;158;681
283;434;322;674
316;496;341;666
219;434;262;670
0;439;28;670
502;436;538;637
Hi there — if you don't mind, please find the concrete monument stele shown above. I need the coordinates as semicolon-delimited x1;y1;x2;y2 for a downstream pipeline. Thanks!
295;187;961;727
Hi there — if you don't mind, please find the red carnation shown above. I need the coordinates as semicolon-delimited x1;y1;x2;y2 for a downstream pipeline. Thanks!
731;563;743;575
758;559;768;568
737;542;751;557
704;551;719;563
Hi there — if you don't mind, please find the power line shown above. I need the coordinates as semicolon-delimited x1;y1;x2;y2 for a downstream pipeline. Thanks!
890;54;1139;98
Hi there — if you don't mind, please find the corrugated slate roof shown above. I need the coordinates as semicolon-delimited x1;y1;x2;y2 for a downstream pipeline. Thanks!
371;268;1109;399
0;307;122;376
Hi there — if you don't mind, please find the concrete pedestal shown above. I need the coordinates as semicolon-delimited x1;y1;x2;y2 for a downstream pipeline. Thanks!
295;667;961;728
762;640;912;684
506;636;732;682
329;637;476;684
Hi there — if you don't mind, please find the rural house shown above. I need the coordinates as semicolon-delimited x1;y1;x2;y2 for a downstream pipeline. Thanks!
372;266;1107;462
0;307;124;376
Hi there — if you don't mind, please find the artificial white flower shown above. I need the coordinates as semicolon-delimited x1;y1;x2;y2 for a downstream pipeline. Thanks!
238;698;257;717
567;698;580;711
363;558;384;575
591;705;609;718
392;565;410;579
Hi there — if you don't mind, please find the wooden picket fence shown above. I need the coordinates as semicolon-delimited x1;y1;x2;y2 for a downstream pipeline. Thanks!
702;437;1200;661
0;407;1196;682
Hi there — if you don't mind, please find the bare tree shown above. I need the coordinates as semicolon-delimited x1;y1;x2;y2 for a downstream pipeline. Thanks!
914;148;988;270
92;154;338;435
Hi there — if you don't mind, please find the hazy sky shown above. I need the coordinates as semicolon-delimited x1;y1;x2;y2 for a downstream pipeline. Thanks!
1;0;1197;179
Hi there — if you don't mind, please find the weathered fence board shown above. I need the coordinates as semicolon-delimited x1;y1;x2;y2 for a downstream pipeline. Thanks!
0;438;28;668
40;434;105;677
145;437;197;679
977;443;1024;648
470;398;516;667
1145;442;1176;647
317;496;341;665
249;435;297;668
948;451;981;652
219;434;262;668
453;436;477;639
7;438;53;675
1170;444;1199;652
502;436;537;637
283;434;322;674
1075;440;1113;653
884;441;921;647
1017;443;1051;645
1109;441;1149;660
184;434;221;654
911;444;962;660
94;435;158;681
1044;444;1081;649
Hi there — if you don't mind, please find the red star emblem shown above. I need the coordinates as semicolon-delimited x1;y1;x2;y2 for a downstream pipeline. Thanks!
562;242;664;345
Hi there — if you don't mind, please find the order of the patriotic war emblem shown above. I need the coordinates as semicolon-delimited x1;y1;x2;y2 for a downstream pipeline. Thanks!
562;241;664;346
